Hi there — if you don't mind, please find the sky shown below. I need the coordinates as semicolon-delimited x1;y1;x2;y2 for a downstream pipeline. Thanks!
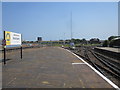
2;2;118;41
118;1;120;36
0;2;2;40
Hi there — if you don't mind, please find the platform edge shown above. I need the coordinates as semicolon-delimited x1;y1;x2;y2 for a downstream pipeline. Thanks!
63;48;119;89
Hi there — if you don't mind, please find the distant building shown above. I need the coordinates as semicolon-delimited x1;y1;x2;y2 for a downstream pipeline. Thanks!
37;37;42;41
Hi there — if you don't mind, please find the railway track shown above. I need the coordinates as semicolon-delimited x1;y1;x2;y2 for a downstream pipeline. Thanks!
91;50;120;77
94;52;120;69
69;46;120;87
87;49;120;79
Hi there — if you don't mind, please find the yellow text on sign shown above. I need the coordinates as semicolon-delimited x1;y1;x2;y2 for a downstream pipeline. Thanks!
5;31;11;45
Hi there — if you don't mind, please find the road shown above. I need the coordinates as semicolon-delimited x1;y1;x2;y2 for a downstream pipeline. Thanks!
2;47;114;88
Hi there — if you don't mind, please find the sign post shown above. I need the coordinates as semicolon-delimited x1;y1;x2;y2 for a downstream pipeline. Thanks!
3;46;6;64
4;31;22;64
21;46;22;59
20;34;22;59
3;31;6;64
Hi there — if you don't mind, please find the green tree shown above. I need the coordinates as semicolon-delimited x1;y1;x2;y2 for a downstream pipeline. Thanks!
103;40;109;47
109;40;114;47
75;39;81;44
81;38;87;44
90;38;100;44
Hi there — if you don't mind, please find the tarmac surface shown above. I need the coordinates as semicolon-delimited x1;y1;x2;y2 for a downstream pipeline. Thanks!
2;47;114;88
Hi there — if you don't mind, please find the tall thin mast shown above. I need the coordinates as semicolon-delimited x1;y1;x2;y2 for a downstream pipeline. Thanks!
71;11;73;40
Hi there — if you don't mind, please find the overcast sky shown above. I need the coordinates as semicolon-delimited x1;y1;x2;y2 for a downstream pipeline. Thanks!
2;2;118;41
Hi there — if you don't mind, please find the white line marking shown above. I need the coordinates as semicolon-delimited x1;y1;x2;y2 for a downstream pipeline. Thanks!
63;48;119;89
7;77;16;85
72;63;86;65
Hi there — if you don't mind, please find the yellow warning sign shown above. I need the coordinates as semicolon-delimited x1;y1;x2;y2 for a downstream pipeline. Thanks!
4;31;22;45
5;31;11;45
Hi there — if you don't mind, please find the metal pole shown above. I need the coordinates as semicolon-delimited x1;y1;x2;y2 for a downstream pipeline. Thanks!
64;33;65;45
21;34;22;59
4;46;6;64
3;31;6;64
71;11;73;41
21;46;22;59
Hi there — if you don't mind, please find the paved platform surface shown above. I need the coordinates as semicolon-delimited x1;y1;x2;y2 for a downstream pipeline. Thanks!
2;47;114;88
95;47;120;53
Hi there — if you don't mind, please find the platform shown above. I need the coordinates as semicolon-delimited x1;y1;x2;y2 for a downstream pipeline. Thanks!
95;47;120;53
2;47;118;88
94;47;120;60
